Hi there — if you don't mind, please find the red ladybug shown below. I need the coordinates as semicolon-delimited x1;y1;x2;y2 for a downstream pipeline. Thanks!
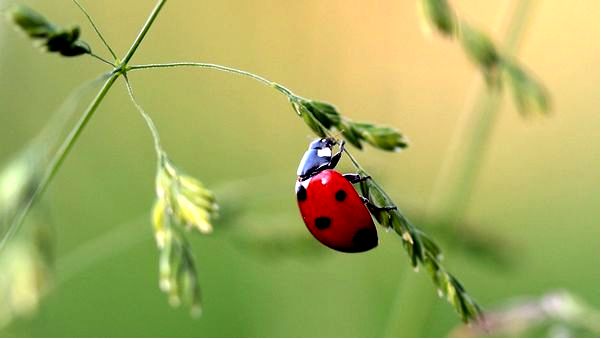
295;138;392;253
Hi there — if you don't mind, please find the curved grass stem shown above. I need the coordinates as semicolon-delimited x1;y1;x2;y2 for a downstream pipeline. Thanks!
127;62;298;99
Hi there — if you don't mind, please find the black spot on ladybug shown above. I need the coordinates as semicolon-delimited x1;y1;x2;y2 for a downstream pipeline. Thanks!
335;189;347;202
296;184;307;201
314;217;331;230
352;228;378;251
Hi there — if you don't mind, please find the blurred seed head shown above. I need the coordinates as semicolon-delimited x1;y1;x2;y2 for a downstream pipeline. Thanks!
154;225;202;316
503;60;551;115
418;0;551;115
5;4;57;39
458;24;500;74
5;4;91;57
420;0;457;37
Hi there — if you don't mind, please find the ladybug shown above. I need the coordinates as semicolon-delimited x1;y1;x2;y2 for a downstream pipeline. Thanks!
295;137;394;253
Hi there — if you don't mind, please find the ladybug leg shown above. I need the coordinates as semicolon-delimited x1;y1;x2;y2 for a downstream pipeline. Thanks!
344;174;392;211
343;173;371;184
326;140;346;169
360;197;397;213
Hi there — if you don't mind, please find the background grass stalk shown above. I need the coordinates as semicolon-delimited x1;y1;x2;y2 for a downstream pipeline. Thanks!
428;0;535;223
384;0;536;336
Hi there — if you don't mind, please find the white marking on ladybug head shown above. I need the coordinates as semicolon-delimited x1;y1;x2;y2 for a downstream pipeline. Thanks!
317;148;332;158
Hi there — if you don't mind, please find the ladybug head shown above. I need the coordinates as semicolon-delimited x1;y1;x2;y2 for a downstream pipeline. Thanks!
297;137;340;179
309;137;337;150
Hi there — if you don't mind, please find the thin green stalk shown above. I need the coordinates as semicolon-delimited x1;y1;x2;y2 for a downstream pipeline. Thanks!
0;72;119;252
89;52;114;66
72;0;118;60
120;0;167;67
127;62;297;98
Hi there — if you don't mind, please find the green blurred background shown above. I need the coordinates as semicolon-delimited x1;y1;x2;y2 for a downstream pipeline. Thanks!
0;0;598;337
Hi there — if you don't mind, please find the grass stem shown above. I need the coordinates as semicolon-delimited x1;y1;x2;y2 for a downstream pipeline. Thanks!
72;0;118;60
120;0;167;67
89;52;114;66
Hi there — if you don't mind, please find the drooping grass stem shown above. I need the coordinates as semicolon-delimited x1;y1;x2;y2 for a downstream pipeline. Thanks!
123;76;164;158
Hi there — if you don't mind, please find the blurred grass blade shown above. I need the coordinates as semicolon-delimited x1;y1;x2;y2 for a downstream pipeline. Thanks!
0;152;42;231
0;74;108;253
0;215;53;330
